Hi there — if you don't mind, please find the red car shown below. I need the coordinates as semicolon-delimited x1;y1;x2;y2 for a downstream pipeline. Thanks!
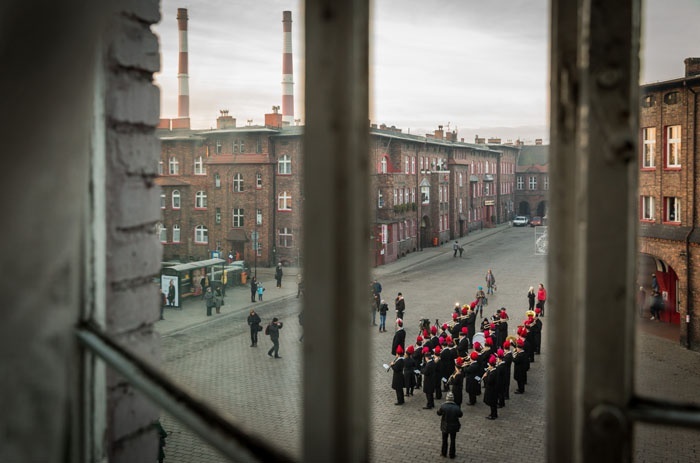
530;216;543;227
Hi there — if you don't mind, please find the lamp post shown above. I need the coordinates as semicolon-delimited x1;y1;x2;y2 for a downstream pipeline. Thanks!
253;173;258;279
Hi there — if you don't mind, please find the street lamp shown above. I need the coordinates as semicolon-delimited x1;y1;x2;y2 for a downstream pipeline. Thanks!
253;172;259;279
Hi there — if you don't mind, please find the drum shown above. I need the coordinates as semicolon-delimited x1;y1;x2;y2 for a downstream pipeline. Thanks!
472;332;486;346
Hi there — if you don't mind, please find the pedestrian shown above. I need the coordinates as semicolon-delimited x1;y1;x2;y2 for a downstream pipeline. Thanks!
437;391;463;459
371;279;382;300
296;273;304;298
204;287;215;316
475;286;486;317
371;293;379;326
532;308;543;354
266;317;284;359
390;345;405;405
536;283;547;316
650;290;663;321
485;269;496;294
214;285;223;314
458;244;464;258
257;281;265;301
250;276;258;303
527;286;536;310
403;345;416;397
395;292;405;320
378;299;388;332
421;348;437;409
200;274;208;299
496;349;508;409
452;240;459;257
247;309;261;347
298;310;304;342
513;338;529;394
391;318;406;355
167;280;176;307
155;420;168;463
483;355;499;420
275;263;284;288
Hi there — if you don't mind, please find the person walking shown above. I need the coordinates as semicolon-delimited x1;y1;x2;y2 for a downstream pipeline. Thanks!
378;300;389;332
296;273;304;298
214;285;223;314
395;292;405;320
167;280;176;307
452;240;459;257
275;263;284;288
536;283;547;316
458;244;464;258
200;274;208;299
436;391;463;459
247;309;261;347
485;269;496;295
266;317;284;359
250;277;258;303
204;287;215;316
527;286;536;310
371;293;379;326
389;345;406;405
391;318;406;355
298;310;304;342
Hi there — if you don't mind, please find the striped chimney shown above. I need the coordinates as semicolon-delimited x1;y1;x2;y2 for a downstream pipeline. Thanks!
177;8;190;120
281;11;294;125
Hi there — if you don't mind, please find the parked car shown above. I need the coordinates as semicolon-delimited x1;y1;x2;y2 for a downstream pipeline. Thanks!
530;216;543;227
513;216;529;227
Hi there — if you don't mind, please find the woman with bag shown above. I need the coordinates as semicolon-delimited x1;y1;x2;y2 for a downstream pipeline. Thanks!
247;309;262;347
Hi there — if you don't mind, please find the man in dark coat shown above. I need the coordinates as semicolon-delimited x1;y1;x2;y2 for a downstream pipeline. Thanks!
464;351;482;406
421;349;436;409
439;339;456;392
403;345;417;397
496;349;509;409
532;308;543;354
483;355;499;420
390;345;406;405
274;263;284;288
433;346;443;400
266;317;284;359
391;319;406;355
394;292;405;320
247;309;262;347
513;339;529;393
457;327;470;357
447;358;464;406
250;277;258;303
437;391;463;458
465;307;477;342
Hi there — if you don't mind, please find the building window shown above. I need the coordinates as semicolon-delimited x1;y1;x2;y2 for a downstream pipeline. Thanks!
194;156;205;175
194;225;208;244
439;186;443;203
517;176;524;190
544;176;549;190
393;189;398;205
642;127;656;168
380;156;387;174
215;208;221;224
529;176;537;190
641;196;654;221
642;94;655;108
663;91;679;105
233;173;244;192
160;192;166;209
278;191;292;211
378;190;384;208
195;191;207;209
405;157;409;174
664;197;681;223
169;157;179;175
484;183;490;196
233;139;238;153
232;209;244;228
255;242;262;257
256;173;263;189
157;223;166;243
256;137;262;154
459;198;463;213
404;188;409;204
172;224;180;243
421;185;430;204
459;173;463;187
411;188;415;203
215;140;222;154
172;190;181;209
158;160;163;175
256;209;262;225
279;227;293;247
240;139;245;153
278;154;292;174
215;173;221;188
411;157;415;174
666;125;681;168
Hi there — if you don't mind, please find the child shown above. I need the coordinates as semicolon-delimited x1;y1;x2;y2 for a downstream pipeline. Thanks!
257;282;265;301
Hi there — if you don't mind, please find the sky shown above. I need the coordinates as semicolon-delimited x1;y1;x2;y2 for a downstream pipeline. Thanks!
154;0;700;143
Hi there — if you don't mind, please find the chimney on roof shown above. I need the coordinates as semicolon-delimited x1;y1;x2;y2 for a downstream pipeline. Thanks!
446;130;457;142
685;57;700;77
176;8;190;129
281;11;295;126
535;138;543;145
475;135;485;144
265;105;283;128
487;137;501;144
434;125;444;140
217;109;236;129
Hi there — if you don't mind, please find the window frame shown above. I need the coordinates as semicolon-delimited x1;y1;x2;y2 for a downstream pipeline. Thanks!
278;227;293;248
664;196;681;224
195;191;207;209
172;224;180;243
665;125;681;168
172;190;181;209
194;225;208;244
233;173;244;192
641;195;654;221
194;156;205;175
642;127;656;169
168;156;179;175
232;208;244;228
278;154;292;175
278;191;292;211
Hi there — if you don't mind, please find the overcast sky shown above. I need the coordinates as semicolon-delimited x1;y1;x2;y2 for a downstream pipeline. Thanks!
154;0;700;143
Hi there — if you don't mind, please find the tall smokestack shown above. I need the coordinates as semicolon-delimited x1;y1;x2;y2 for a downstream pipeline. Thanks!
281;11;294;126
177;8;190;125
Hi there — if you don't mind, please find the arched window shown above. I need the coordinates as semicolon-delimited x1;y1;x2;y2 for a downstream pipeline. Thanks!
278;191;292;211
195;191;207;209
278;154;291;174
172;224;180;243
169;157;179;175
194;156;205;175
172;190;180;209
194;225;208;244
233;173;244;192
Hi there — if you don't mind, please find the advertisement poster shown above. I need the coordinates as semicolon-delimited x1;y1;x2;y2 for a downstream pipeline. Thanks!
161;275;180;308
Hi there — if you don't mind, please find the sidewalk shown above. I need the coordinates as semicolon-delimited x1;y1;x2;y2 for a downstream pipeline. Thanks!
158;223;511;336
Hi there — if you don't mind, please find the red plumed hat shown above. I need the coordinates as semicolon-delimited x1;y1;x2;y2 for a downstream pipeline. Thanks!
416;335;423;343
488;355;497;365
503;340;511;349
490;323;496;330
430;325;438;335
442;323;448;330
423;329;430;338
470;351;479;360
485;337;493;346
446;336;453;344
396;345;404;354
483;329;490;336
461;327;468;334
470;300;478;309
406;345;415;354
497;348;504;357
516;338;525;347
452;312;458;319
422;346;431;355
434;346;442;354
438;336;445;345
500;311;508;319
455;357;464;367
473;342;482;351
461;307;468;315
535;308;541;314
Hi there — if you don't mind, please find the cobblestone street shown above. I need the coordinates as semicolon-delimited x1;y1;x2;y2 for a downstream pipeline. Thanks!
156;226;700;462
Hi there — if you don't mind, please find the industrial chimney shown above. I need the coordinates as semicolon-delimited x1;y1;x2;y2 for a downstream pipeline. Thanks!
281;11;294;126
174;8;190;129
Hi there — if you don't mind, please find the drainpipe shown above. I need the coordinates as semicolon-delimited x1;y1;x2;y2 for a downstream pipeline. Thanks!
683;81;697;349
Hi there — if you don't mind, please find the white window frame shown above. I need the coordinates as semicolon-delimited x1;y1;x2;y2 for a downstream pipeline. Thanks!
641;196;654;221
195;191;207;209
666;125;681;168
380;156;387;174
158;160;163;175
256;209;262;225
256;173;263;189
194;225;208;244
278;154;292;174
411;157;415;174
233;173;244;192
517;176;524;190
215;139;222;154
665;196;681;223
642;127;656;168
421;185;429;204
377;190;384;208
194;156;205;175
529;176;537;190
168;157;179;175
279;227;293;248
459;198;463;213
172;224;180;243
544;176;549;191
214;173;221;188
232;209;244;228
459;173;463;187
157;223;166;243
215;208;221;225
172;190;181;209
160;192;166;209
278;191;292;211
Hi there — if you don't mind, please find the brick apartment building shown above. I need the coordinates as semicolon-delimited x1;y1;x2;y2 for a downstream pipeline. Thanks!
638;57;700;348
515;141;549;218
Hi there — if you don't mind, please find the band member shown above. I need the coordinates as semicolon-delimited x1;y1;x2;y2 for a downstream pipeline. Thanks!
391;318;406;355
513;339;529;394
439;338;456;392
483;355;499;419
414;336;424;389
457;327;470;357
496;310;509;347
447;357;464;406
496;348;508;409
502;340;515;400
427;325;440;350
464;351;482;405
532;308;543;355
433;345;443;400
390;345;405;405
465;306;477;342
421;347;437;409
403;345;416;397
